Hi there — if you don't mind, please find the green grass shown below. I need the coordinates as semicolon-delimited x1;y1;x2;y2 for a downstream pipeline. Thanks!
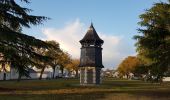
0;78;170;100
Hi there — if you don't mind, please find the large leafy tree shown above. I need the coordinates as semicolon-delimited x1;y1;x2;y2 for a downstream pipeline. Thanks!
58;52;71;76
35;41;72;79
33;46;52;80
0;0;47;31
134;0;170;82
66;59;79;78
117;56;142;79
0;0;53;81
41;41;62;79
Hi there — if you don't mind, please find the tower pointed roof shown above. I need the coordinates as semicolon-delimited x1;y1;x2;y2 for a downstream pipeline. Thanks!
80;23;104;44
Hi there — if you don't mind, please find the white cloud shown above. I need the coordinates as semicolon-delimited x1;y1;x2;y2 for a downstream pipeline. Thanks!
42;19;84;58
42;19;135;69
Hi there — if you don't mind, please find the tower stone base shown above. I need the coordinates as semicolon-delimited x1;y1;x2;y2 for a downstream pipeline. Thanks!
80;67;101;85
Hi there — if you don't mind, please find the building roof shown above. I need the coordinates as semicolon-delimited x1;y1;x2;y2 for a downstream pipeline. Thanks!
80;23;104;44
28;68;50;74
28;68;37;73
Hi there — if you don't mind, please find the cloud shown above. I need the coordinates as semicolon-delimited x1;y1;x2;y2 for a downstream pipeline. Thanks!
42;19;84;58
42;19;135;69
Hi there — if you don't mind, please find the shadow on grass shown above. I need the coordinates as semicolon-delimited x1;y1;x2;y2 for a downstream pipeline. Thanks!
0;93;106;100
1;91;170;100
1;79;170;100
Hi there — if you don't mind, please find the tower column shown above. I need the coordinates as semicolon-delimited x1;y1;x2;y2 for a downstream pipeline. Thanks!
84;67;87;84
80;69;82;84
93;68;96;84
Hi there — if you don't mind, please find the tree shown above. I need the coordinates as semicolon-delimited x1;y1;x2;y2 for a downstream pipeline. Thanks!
44;41;62;79
0;0;53;81
134;0;170;82
0;57;10;80
0;0;48;31
58;52;71;76
117;56;142;79
33;47;51;80
132;63;148;79
36;41;71;79
66;59;79;78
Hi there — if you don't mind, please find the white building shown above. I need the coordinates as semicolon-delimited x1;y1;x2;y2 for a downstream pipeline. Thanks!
163;77;170;82
0;54;72;80
0;67;53;80
0;64;72;80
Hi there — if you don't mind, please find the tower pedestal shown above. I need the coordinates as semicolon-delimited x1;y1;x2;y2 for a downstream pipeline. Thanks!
80;67;101;85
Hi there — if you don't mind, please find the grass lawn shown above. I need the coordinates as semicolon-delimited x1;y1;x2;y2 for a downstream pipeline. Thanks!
0;78;170;100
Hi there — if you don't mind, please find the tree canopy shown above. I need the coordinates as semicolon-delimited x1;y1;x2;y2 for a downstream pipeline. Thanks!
134;0;170;82
66;59;79;78
0;0;48;31
43;41;62;79
117;56;142;78
0;0;53;80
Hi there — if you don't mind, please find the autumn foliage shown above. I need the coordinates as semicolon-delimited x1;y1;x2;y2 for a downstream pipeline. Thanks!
117;56;142;78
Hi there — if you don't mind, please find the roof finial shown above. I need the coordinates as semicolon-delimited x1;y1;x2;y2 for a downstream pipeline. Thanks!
90;21;93;28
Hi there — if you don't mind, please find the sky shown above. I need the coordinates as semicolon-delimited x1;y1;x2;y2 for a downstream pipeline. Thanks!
18;0;167;69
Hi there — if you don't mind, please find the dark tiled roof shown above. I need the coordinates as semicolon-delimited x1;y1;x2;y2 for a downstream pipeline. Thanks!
80;23;104;44
28;68;37;73
28;69;50;74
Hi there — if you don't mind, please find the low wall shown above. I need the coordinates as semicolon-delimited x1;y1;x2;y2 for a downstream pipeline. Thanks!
163;77;170;82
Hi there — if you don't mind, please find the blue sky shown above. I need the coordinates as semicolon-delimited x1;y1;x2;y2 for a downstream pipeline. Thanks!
18;0;167;69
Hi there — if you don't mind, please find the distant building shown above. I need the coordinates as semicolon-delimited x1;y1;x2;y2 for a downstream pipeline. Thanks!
0;53;75;80
0;64;73;80
101;69;119;78
0;66;53;80
163;77;170;82
102;69;114;78
112;71;119;78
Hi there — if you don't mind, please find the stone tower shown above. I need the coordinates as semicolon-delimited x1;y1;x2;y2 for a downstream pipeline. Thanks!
79;23;104;85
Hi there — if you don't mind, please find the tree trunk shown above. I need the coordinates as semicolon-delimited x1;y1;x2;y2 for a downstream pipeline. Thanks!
126;74;129;79
159;77;163;84
60;67;64;77
75;69;78;78
39;66;45;80
157;75;163;84
61;68;64;77
3;73;6;81
2;63;6;80
17;73;22;82
52;66;56;79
